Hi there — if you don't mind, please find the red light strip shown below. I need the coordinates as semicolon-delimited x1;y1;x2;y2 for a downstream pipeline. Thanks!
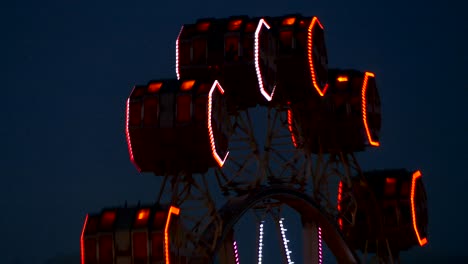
287;109;298;147
208;80;229;167
80;214;88;264
254;18;276;101
164;206;180;264
361;72;380;147
125;98;141;171
337;181;343;229
307;17;328;97
175;26;184;80
410;170;428;246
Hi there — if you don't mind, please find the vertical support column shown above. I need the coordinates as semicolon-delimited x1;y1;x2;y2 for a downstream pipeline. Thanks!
219;230;236;264
302;221;322;264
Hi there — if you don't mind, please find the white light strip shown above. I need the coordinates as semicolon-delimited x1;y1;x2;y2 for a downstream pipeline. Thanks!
233;240;240;264
279;218;294;264
175;26;184;80
258;221;264;264
318;226;323;264
254;18;276;102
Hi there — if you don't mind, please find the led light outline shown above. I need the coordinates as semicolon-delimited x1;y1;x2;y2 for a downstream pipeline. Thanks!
337;181;343;229
279;218;294;264
257;221;264;264
361;72;380;147
307;17;328;97
165;206;181;264
287;109;298;147
233;240;240;264
254;18;276;102
125;98;141;171
318;226;323;264
208;80;229;167
410;170;428;246
80;214;88;264
175;25;184;80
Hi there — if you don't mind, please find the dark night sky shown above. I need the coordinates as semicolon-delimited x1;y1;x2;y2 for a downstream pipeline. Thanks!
1;0;467;263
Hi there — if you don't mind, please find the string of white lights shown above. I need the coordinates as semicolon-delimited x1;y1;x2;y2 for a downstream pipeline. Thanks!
279;218;294;264
258;221;264;264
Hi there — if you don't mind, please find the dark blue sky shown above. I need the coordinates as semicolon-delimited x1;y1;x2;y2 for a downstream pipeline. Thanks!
1;0;467;263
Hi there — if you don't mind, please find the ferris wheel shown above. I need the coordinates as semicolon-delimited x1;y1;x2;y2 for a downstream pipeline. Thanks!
80;14;428;264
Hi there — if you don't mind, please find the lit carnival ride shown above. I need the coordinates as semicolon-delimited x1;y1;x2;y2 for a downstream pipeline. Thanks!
80;13;428;264
338;170;428;259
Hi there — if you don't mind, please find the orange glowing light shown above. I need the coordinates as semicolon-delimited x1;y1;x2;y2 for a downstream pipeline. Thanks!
137;209;150;221
165;206;180;264
254;18;276;101
282;17;296;26
148;82;162;93
228;19;243;31
361;72;380;147
337;181;343;229
126;98;140;171
175;26;184;80
287;109;298;147
411;170;428;246
307;16;328;97
181;80;195;91
208;80;229;167
337;76;348;82
80;214;88;264
197;21;210;32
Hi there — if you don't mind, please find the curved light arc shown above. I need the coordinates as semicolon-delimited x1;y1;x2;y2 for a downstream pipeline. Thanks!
361;72;380;147
410;170;428;246
208;80;230;167
255;18;276;102
307;17;328;97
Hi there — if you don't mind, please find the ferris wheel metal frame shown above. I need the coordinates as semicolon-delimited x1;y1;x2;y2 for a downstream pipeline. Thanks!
151;101;365;264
